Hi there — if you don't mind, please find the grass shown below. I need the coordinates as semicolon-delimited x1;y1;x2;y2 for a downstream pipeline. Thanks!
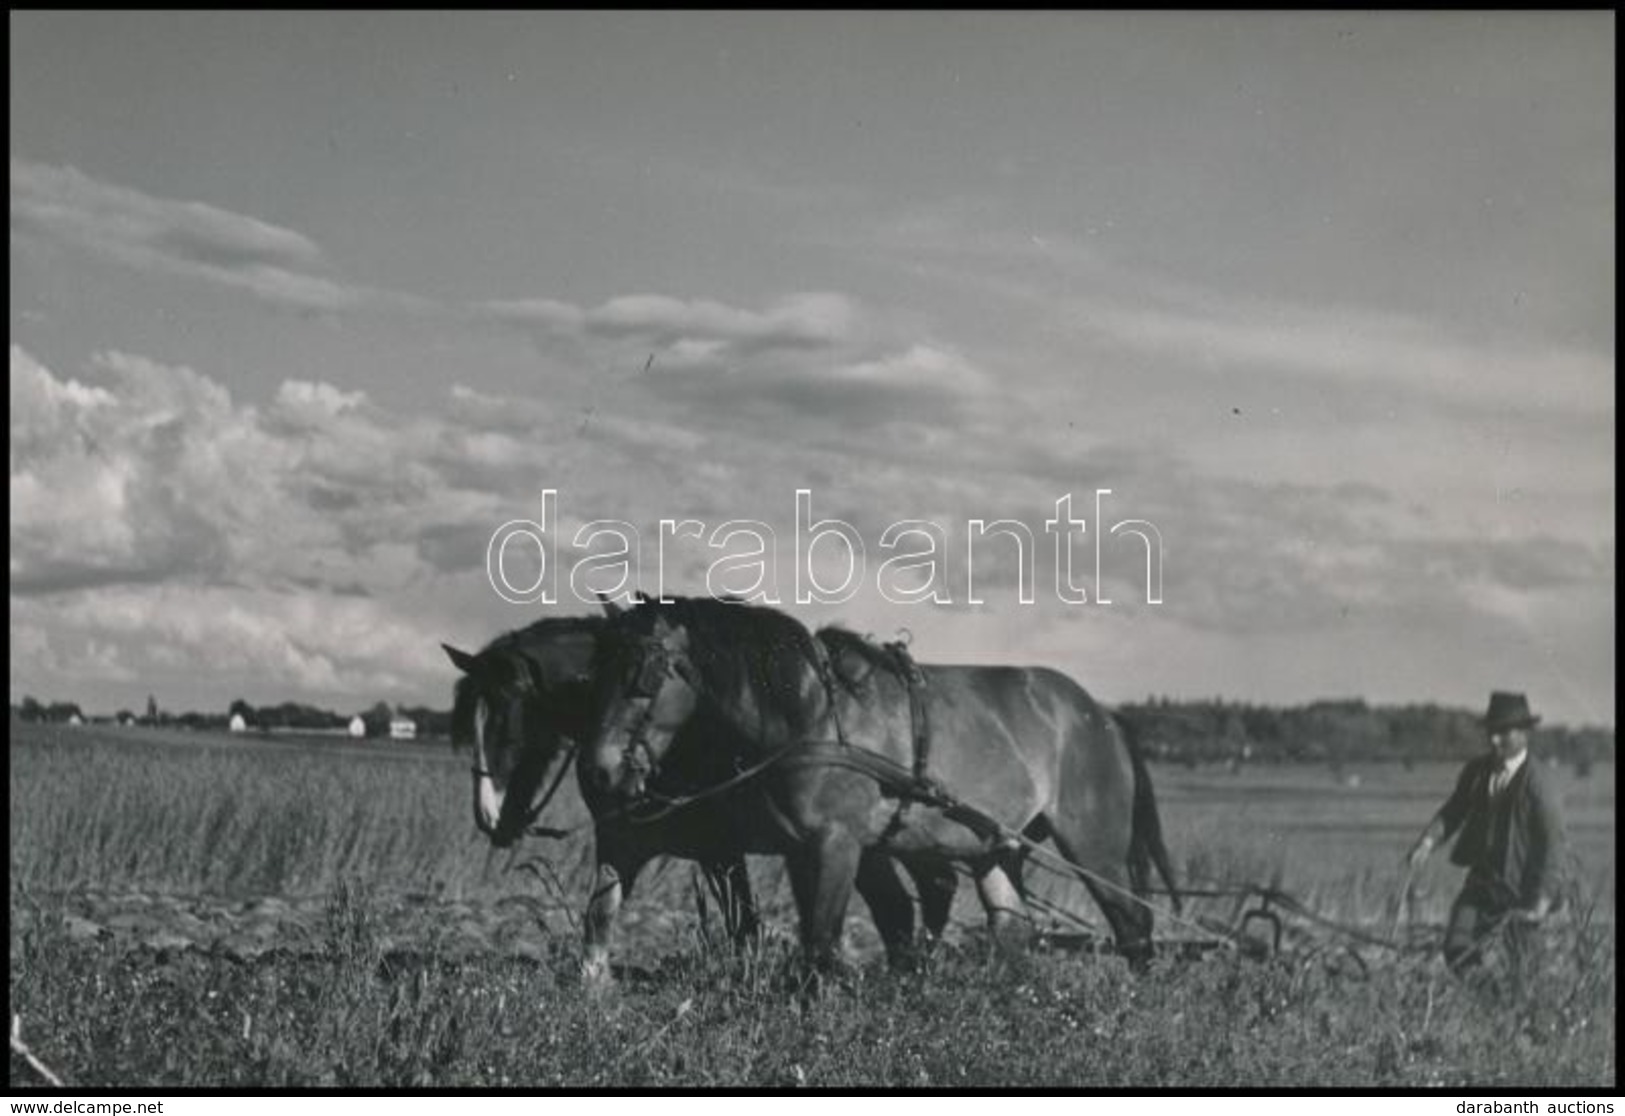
9;882;1614;1088
8;721;1617;1088
9;723;556;900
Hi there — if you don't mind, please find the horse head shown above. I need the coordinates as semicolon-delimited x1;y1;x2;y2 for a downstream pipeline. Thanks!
586;596;836;802
586;602;703;801
443;620;598;846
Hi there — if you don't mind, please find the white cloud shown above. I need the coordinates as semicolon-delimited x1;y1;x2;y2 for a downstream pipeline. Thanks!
483;291;859;353
273;379;370;420
1072;291;1614;418
10;158;430;314
22;585;446;698
8;346;505;598
835;344;991;395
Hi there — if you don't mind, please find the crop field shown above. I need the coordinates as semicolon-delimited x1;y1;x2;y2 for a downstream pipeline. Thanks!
9;720;1615;1088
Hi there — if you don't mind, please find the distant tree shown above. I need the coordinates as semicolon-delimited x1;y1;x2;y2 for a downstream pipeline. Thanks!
228;698;256;725
399;705;453;739
362;701;394;738
18;696;45;723
44;701;84;724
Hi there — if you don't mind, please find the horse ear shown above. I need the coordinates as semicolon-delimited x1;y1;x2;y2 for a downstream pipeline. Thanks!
597;592;624;619
634;589;652;604
443;643;479;674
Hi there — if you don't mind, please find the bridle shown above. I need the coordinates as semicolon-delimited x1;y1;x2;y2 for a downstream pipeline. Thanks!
610;632;702;791
469;674;584;840
595;623;858;813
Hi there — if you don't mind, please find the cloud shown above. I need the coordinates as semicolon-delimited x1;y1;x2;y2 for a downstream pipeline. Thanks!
482;291;858;354
1072;290;1614;420
11;347;247;593
7;346;514;599
15;585;448;699
476;287;1002;445
7;347;588;704
834;344;992;395
1157;473;1614;639
8;622;137;689
10;159;429;314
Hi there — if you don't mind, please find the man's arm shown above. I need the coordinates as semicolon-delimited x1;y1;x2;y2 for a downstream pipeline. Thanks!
1407;761;1477;869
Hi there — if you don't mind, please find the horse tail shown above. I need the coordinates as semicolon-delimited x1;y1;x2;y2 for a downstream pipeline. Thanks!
1115;711;1181;916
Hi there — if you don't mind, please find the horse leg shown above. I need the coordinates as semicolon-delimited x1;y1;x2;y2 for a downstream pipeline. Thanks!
855;849;918;971
582;837;647;990
973;854;1028;951
701;855;761;950
1047;825;1154;971
785;828;863;975
902;856;957;951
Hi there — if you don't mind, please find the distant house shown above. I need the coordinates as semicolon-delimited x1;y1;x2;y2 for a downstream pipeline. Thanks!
228;712;248;734
66;712;84;727
389;713;417;741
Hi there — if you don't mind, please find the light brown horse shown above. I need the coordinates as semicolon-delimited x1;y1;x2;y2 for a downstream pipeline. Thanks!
586;596;1178;971
444;613;956;983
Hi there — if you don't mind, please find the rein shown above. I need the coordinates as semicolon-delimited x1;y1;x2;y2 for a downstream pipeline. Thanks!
510;629;1428;965
472;740;581;840
600;737;805;827
521;740;581;837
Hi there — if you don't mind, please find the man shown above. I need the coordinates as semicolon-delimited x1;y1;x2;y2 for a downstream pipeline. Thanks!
1406;691;1567;974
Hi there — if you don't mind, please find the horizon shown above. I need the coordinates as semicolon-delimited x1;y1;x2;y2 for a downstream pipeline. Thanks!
10;12;1615;726
15;686;1617;735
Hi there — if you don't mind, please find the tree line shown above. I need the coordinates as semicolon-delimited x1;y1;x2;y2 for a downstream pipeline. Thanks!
1117;696;1613;772
12;696;453;739
12;692;1614;769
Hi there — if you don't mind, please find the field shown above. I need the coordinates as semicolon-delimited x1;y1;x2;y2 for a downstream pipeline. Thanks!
9;720;1616;1089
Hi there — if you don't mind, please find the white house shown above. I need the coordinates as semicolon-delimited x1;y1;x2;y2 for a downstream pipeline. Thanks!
348;714;366;738
228;712;248;734
389;713;417;741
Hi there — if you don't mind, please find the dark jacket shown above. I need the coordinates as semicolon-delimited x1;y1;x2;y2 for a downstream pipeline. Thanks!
1436;753;1566;906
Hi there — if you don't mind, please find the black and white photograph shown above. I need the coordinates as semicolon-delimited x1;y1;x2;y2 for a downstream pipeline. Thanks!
9;11;1614;1092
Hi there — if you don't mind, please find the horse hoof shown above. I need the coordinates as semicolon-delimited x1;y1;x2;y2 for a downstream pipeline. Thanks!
580;956;615;994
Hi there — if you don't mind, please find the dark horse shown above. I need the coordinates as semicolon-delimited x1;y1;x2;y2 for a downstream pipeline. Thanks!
443;614;956;984
585;596;1179;971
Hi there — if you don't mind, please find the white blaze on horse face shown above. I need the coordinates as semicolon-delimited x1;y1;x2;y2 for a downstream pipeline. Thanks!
473;696;503;833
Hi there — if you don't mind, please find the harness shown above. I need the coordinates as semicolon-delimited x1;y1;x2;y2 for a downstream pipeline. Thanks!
815;632;932;778
508;627;1490;968
606;628;940;831
861;633;936;836
882;634;933;791
614;633;701;793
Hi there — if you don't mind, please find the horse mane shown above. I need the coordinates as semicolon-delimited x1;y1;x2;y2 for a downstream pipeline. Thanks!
478;614;604;661
814;625;921;693
617;596;825;731
815;625;891;668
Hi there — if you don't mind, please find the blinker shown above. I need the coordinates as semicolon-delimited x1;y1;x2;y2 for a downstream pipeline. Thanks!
629;641;670;698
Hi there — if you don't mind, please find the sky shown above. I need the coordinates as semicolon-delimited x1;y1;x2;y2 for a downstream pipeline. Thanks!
9;11;1615;726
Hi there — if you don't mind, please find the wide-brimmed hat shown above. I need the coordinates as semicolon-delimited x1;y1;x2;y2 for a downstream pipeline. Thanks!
1483;691;1540;732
